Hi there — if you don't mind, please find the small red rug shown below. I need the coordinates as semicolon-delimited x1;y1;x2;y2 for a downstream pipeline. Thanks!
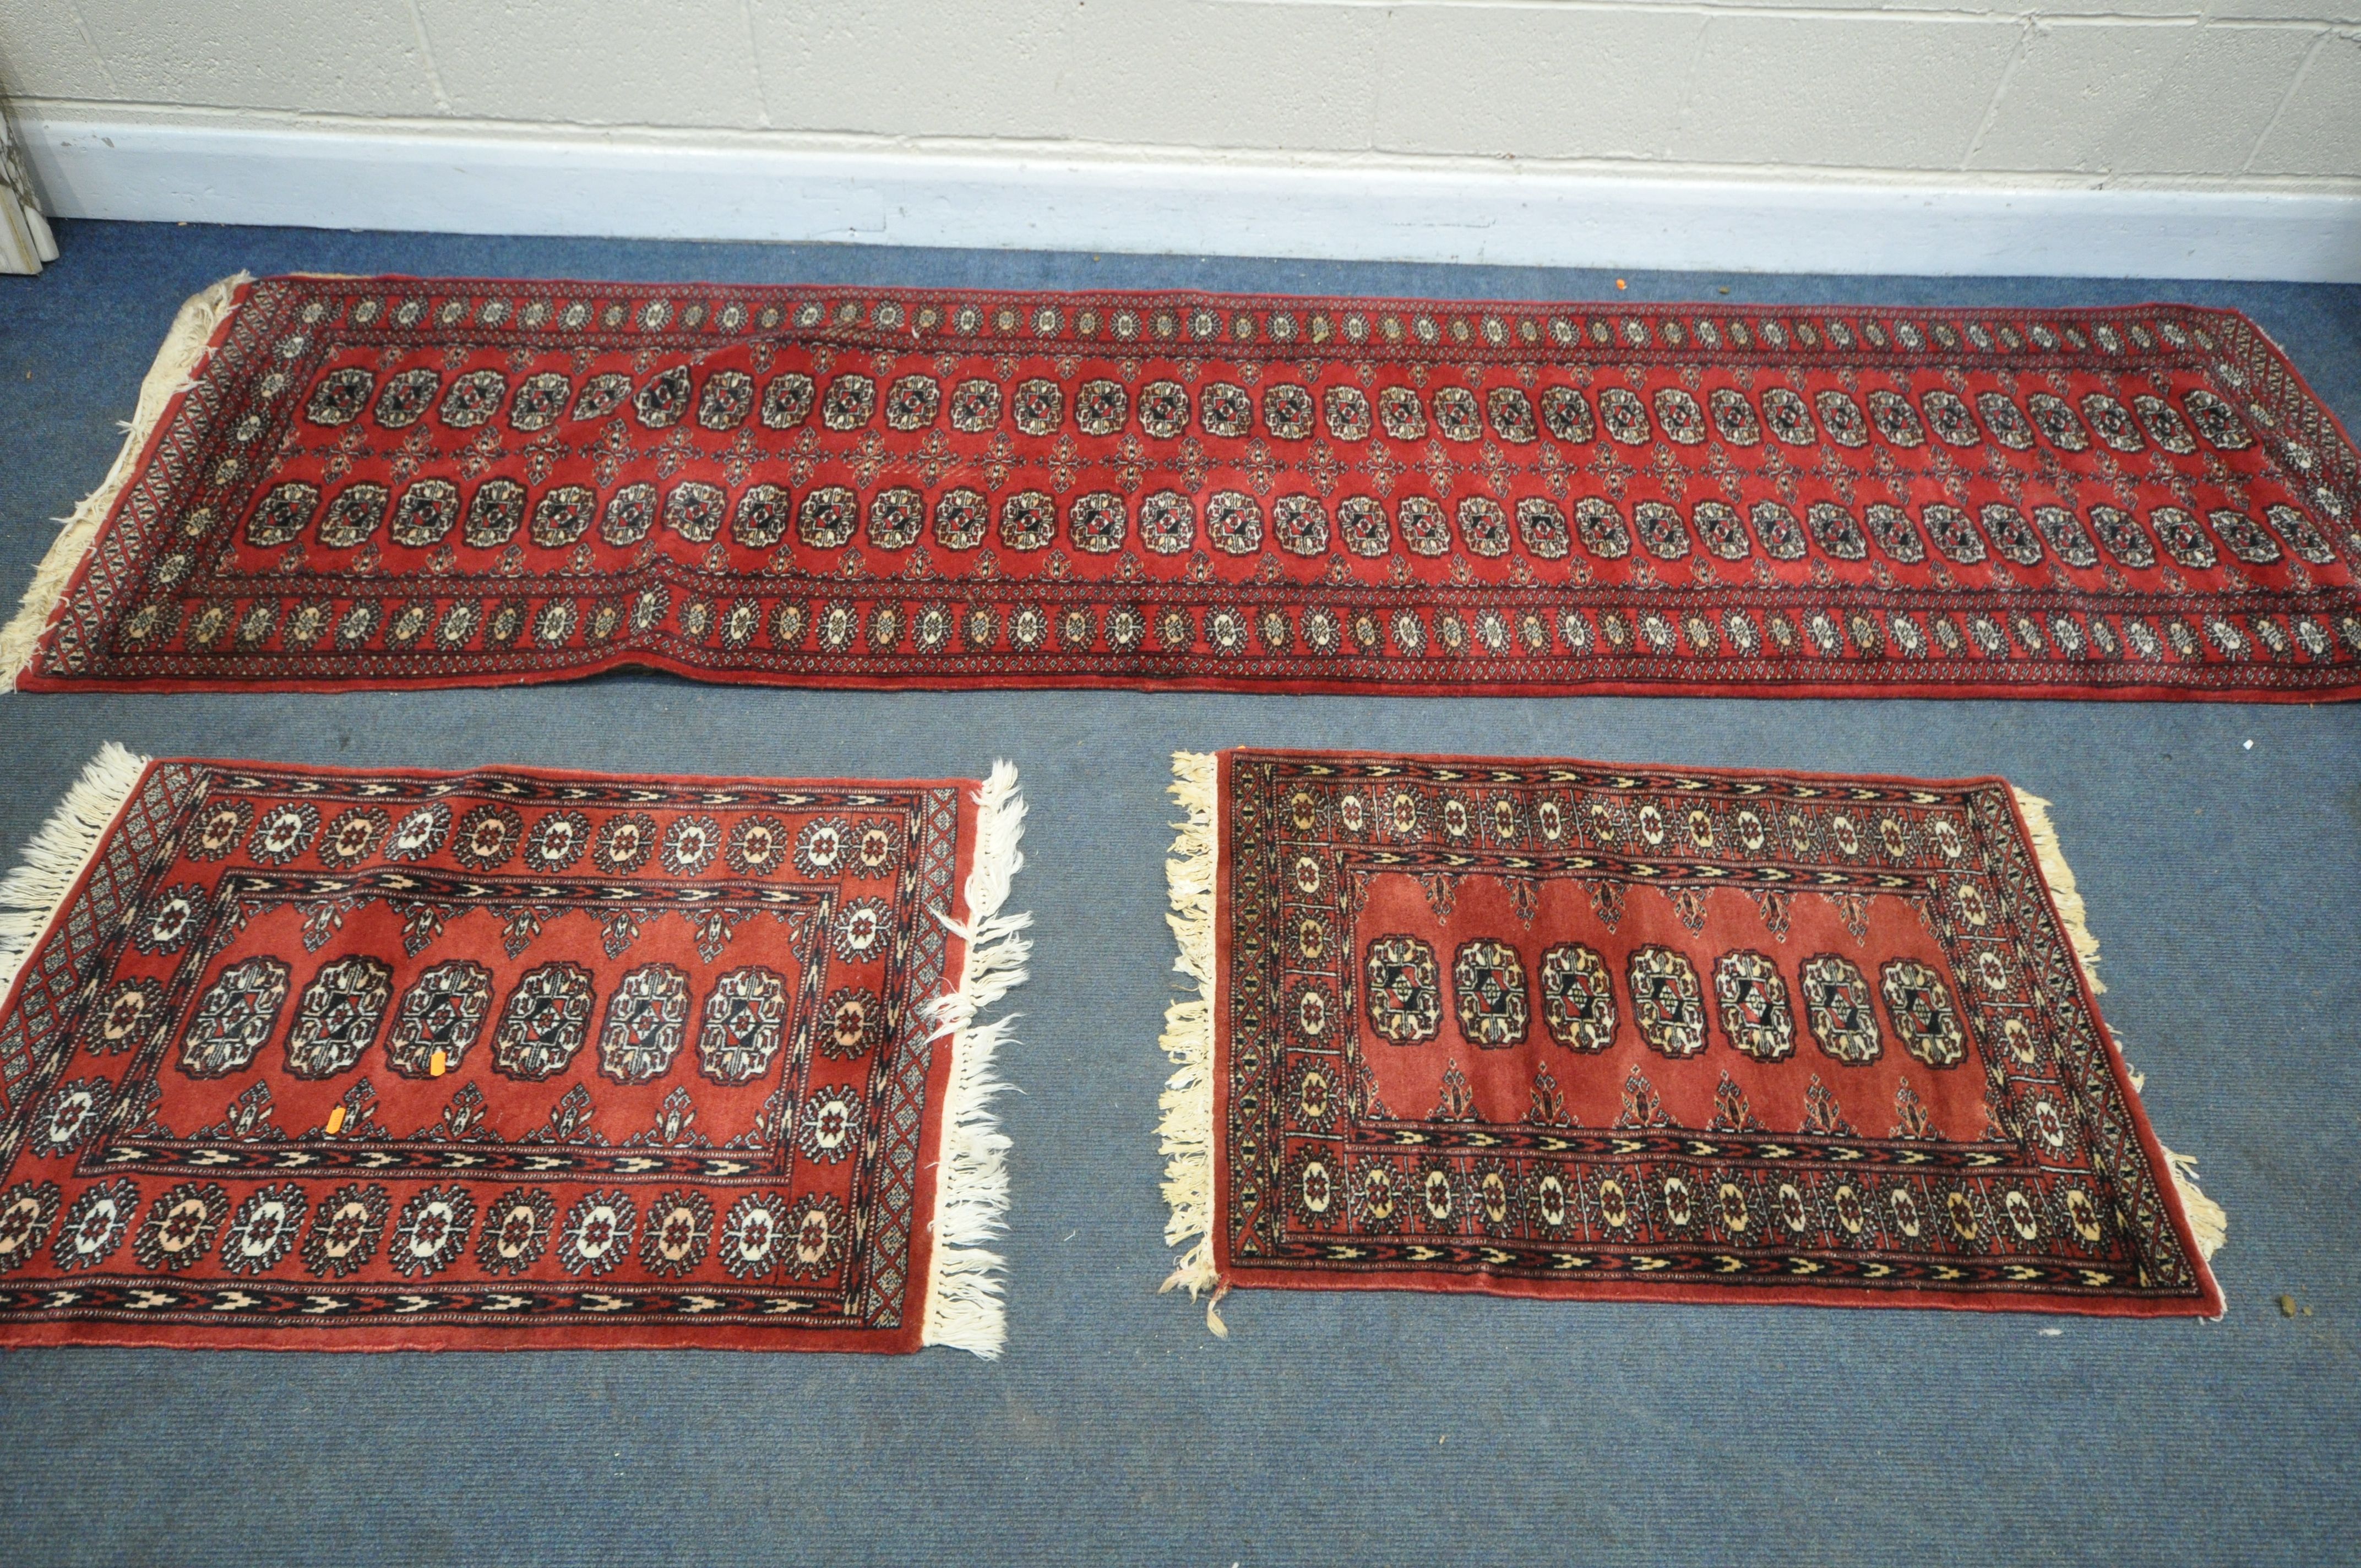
0;746;1026;1353
1160;748;2224;1324
5;274;2356;700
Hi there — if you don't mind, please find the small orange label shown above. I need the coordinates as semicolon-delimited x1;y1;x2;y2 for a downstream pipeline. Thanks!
325;1104;347;1135
430;1048;448;1077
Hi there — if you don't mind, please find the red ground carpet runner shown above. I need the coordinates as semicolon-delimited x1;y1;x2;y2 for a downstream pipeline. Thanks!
6;274;2358;700
0;747;1025;1353
1159;749;2224;1322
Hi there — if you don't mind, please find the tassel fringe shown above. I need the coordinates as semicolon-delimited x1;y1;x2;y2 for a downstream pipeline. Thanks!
0;744;152;1005
2;274;253;688
2161;1146;2229;1262
2012;786;2227;1281
1158;752;1225;1335
918;761;1029;1359
2011;788;2103;997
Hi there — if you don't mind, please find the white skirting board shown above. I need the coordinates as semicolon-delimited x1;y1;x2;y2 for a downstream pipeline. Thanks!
13;107;2361;283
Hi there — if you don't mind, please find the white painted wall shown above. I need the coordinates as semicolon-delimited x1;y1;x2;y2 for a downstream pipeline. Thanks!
2;1;2358;276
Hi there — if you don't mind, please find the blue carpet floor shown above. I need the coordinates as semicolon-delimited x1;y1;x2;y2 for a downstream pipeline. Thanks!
0;221;2355;1566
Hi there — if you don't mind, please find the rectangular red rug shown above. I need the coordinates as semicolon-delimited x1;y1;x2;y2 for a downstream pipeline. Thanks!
0;745;1026;1353
5;274;2355;700
1158;748;2224;1325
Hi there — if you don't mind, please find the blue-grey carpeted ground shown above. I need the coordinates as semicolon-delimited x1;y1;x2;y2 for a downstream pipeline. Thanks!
0;222;2355;1567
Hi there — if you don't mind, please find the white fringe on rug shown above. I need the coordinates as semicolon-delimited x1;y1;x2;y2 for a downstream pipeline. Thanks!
2013;787;2227;1276
1158;751;1225;1335
1;274;253;688
0;743;152;1005
918;761;1030;1358
2012;788;2105;996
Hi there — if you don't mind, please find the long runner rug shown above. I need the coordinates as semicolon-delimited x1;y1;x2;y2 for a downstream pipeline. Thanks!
1159;748;2224;1326
4;274;2356;700
0;746;1026;1353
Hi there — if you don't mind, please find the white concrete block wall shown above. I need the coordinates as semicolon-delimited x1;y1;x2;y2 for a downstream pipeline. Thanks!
1967;18;2324;175
7;0;2356;179
0;0;2354;274
2249;25;2361;174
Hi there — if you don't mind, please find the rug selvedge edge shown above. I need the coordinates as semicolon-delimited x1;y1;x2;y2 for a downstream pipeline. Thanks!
2007;785;2228;1298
